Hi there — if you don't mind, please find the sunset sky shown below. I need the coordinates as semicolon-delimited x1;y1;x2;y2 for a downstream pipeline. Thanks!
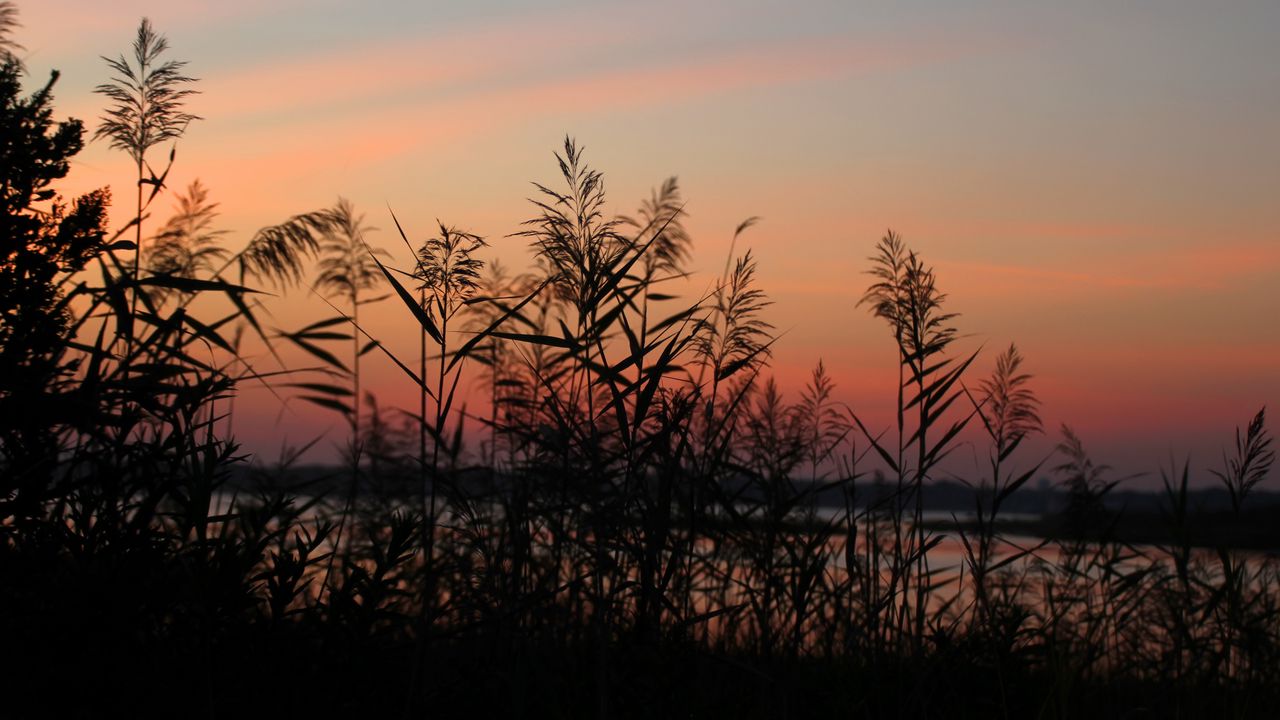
17;0;1280;484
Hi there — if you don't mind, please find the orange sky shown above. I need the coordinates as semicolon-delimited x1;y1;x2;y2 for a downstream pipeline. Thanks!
16;0;1280;484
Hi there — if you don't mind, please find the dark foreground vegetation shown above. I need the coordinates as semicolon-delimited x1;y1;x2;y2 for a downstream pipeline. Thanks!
2;8;1277;718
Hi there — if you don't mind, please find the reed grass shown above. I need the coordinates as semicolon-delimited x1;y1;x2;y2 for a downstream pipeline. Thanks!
1;9;1278;718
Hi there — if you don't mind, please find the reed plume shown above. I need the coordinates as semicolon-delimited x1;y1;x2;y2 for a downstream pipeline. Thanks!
94;17;199;320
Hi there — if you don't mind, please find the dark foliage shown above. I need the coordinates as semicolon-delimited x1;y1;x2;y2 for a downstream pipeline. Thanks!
1;11;1277;719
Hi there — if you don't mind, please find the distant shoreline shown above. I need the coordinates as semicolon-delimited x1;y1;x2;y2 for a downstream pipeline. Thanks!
228;465;1280;551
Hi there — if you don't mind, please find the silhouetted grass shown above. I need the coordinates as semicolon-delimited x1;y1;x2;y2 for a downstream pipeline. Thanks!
1;7;1277;718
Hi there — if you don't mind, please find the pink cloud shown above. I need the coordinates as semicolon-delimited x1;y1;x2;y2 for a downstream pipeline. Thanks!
118;27;984;224
934;239;1280;295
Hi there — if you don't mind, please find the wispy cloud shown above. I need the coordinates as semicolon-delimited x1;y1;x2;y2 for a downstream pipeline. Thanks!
135;23;988;214
937;239;1280;295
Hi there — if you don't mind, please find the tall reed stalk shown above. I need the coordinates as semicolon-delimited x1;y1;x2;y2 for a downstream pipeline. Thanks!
94;18;198;346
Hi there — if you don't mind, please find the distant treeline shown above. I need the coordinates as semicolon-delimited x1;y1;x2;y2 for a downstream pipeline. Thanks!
230;463;1280;516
